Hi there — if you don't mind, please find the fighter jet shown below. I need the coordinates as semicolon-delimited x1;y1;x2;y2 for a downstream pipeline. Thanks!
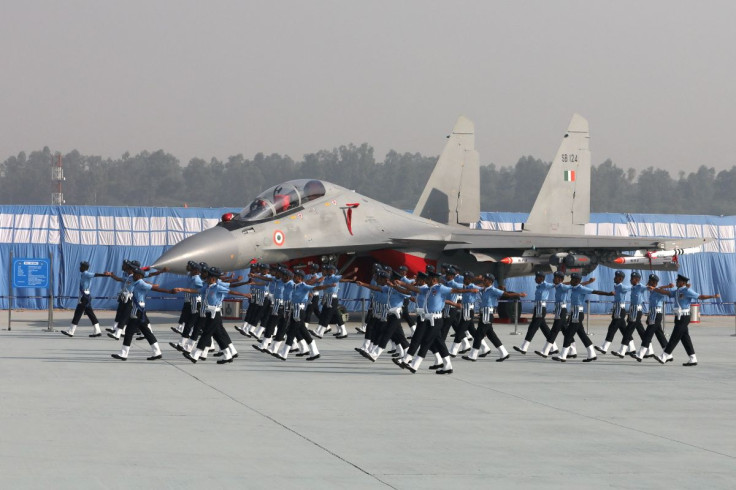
153;114;708;281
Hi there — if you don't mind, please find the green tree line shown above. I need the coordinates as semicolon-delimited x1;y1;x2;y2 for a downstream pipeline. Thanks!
1;145;734;214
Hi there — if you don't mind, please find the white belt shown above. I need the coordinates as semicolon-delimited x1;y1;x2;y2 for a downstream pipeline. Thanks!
330;293;338;298
480;307;494;324
556;302;567;309
292;303;305;320
674;308;690;319
388;306;402;317
120;291;133;302
193;295;201;303
83;289;91;295
536;301;547;308
462;304;475;321
416;307;425;316
655;306;663;313
425;312;442;319
619;302;626;308
205;305;221;314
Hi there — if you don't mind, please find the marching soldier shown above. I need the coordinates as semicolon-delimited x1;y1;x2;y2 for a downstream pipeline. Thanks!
169;262;204;353
633;274;672;361
461;273;526;362
514;271;555;355
104;259;136;339
448;272;487;357
553;273;608;362
397;265;417;334
61;261;107;338
534;271;595;358
312;265;358;339
650;273;719;366
303;262;323;329
595;270;632;354
110;268;171;361
393;272;430;368
176;267;250;364
612;271;647;358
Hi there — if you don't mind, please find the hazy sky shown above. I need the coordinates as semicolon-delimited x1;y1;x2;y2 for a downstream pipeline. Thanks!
2;0;735;173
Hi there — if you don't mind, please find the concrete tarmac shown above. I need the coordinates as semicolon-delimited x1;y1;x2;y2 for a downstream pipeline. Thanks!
1;310;735;489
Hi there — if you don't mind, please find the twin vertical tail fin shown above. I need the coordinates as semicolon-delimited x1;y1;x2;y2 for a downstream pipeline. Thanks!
413;116;480;226
523;113;591;234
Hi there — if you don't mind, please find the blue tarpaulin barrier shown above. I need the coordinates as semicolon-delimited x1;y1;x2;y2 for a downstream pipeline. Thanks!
1;206;734;315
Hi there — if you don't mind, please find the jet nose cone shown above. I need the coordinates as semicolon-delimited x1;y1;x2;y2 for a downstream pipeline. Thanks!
153;226;241;273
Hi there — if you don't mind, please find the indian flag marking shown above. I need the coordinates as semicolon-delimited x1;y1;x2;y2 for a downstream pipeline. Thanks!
564;170;575;182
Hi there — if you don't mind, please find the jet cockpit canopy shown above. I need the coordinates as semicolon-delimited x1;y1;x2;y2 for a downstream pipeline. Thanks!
234;179;326;224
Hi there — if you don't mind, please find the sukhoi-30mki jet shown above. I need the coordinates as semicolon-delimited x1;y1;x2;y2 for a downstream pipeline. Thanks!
153;114;707;280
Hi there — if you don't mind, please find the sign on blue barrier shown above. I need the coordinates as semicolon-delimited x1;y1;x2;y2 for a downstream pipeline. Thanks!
12;258;50;289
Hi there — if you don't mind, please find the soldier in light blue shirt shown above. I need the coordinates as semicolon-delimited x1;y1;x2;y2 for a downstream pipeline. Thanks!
392;272;431;368
515;271;556;355
449;271;493;357
111;267;174;361
632;274;672;361
595;270;632;354
650;273;719;366
613;271;649;358
303;262;323;328
62;261;108;338
273;270;326;361
397;265;417;332
535;271;594;358
552;273;609;362
462;273;526;362
312;265;358;339
174;267;250;364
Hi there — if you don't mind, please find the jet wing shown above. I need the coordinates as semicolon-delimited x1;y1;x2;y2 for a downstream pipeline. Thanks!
442;230;710;253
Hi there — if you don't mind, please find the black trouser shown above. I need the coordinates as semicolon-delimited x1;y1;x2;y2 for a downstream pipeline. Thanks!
622;310;646;345
440;308;461;341
407;316;428;356
365;315;381;342
123;310;156;347
401;298;415;328
244;301;258;324
177;301;190;325
364;306;374;326
417;317;449;359
72;294;99;325
473;317;502;349
115;298;131;323
524;307;551;342
258;298;273;327
114;299;132;327
546;308;568;344
453;313;479;344
273;309;290;342
664;315;695;356
196;311;232;351
318;297;341;328
640;313;668;349
378;314;409;350
604;312;628;342
563;313;593;348
182;302;202;339
285;308;314;346
305;295;321;324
